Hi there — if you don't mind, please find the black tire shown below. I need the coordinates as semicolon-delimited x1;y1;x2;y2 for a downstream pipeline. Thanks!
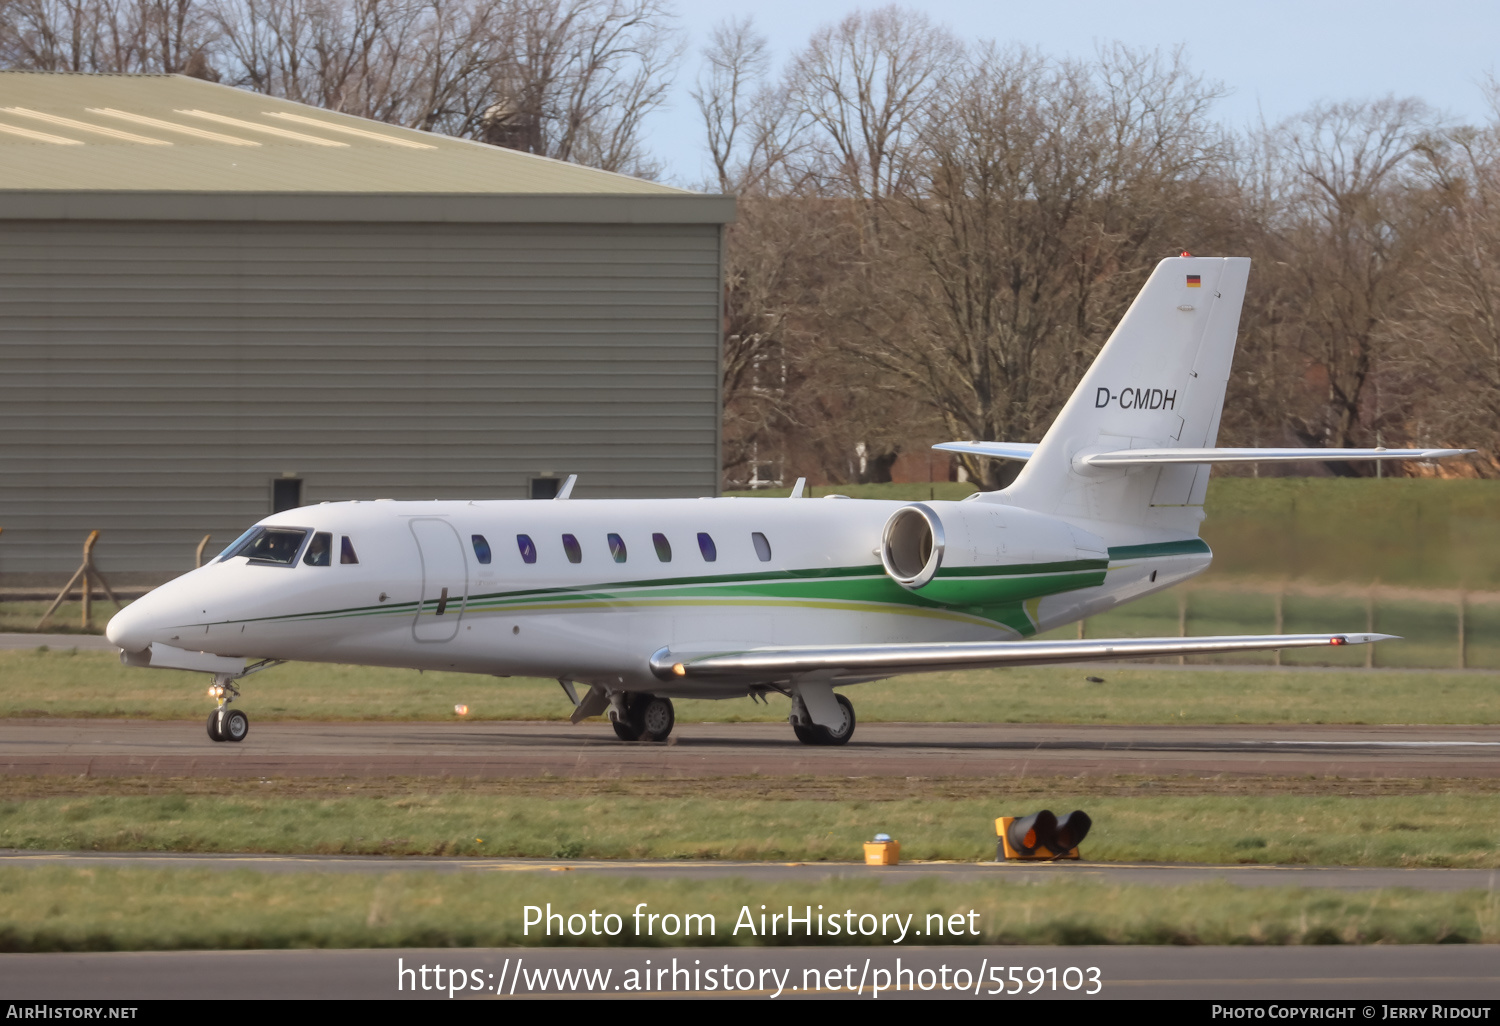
638;696;674;742
811;694;855;746
612;697;644;741
207;710;225;742
791;718;820;745
222;708;249;743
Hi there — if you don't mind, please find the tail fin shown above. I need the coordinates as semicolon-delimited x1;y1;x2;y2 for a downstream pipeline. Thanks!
1004;256;1251;534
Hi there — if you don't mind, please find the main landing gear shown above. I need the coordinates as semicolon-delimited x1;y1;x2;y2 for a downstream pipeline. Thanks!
791;693;856;746
611;693;675;743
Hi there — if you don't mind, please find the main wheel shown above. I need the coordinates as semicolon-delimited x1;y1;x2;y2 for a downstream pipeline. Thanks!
811;694;855;746
612;696;644;741
207;709;226;742
222;708;249;743
791;718;819;745
638;696;674;742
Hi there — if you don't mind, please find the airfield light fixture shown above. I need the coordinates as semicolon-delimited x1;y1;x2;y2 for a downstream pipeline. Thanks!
997;809;1091;861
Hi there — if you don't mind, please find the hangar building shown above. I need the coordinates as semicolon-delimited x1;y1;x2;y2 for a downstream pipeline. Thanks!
0;72;733;583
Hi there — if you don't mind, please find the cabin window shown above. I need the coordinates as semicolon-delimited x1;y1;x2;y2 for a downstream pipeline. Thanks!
340;536;359;564
472;534;492;565
303;532;332;566
652;533;672;562
697;532;717;562
562;534;582;563
224;527;308;567
516;534;537;564
608;533;627;563
752;532;772;562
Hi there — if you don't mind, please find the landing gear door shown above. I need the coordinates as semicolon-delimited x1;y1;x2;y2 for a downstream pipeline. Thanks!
410;518;467;642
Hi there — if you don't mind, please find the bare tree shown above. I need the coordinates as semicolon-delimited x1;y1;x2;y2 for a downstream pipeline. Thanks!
691;14;768;193
1257;98;1445;471
784;3;960;203
841;45;1227;488
1403;98;1500;474
0;0;218;74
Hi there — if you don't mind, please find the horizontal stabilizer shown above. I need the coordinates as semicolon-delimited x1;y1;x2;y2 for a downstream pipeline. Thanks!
651;633;1395;684
932;441;1038;462
1080;447;1473;467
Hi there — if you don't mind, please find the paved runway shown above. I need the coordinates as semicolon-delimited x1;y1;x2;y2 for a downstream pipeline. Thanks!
4;850;1495;891
3;945;1497;999
2;718;1497;778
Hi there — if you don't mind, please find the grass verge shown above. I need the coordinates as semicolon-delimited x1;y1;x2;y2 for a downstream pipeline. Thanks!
4;648;1498;724
3;867;1497;951
2;786;1496;867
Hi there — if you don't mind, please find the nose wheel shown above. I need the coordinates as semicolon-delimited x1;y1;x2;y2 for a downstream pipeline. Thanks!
207;707;249;743
206;675;249;743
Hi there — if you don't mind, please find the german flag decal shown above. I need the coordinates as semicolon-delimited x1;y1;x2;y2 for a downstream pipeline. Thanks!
1186;275;1201;287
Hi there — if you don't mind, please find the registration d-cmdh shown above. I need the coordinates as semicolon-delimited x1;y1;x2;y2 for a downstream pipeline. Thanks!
106;257;1470;746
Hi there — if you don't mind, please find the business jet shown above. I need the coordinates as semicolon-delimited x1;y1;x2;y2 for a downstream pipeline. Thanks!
105;256;1469;746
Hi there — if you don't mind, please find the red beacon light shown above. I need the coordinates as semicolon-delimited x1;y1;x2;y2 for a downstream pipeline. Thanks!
1180;250;1192;257
1330;636;1348;646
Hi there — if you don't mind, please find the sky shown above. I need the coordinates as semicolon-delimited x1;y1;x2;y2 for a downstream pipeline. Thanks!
645;0;1500;188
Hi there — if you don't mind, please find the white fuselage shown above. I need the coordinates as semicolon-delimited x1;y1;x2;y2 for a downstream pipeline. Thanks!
105;495;1210;697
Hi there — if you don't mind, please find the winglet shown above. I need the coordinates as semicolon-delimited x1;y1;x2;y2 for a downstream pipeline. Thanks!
789;477;806;498
554;474;578;500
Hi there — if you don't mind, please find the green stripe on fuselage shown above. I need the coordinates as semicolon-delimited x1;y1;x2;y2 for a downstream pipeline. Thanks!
242;559;1109;638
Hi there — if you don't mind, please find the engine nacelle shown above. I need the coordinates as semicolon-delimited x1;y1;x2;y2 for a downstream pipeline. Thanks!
879;500;1107;593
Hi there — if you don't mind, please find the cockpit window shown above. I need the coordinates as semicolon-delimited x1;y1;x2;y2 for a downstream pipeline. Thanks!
303;532;332;566
223;527;308;566
216;527;259;563
340;536;359;564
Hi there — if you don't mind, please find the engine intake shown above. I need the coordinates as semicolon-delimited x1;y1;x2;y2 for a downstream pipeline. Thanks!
881;502;945;589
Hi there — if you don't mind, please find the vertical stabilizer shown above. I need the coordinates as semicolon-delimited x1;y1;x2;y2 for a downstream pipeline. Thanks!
1003;256;1250;535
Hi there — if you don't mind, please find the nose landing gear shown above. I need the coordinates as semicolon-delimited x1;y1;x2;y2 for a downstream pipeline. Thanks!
206;676;248;743
201;659;282;744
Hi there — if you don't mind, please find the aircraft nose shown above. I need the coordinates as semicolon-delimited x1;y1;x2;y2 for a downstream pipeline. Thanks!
105;599;155;653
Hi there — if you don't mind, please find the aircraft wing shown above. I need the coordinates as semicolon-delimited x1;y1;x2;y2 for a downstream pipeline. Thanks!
651;633;1393;684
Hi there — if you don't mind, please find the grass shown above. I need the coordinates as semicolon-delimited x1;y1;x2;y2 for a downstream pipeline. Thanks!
3;867;1497;951
3;647;1499;723
1;781;1496;867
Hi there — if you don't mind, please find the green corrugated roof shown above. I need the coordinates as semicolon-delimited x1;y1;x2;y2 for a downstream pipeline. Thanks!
0;71;696;196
